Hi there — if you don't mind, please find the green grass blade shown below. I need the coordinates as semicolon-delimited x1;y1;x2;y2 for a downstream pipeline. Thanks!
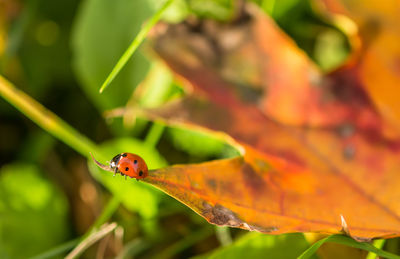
99;0;174;93
144;122;165;147
66;222;118;259
215;226;233;247
31;197;120;259
84;196;121;238
157;227;214;259
115;238;149;259
298;235;400;259
30;238;80;259
0;75;103;159
63;197;120;259
367;239;387;259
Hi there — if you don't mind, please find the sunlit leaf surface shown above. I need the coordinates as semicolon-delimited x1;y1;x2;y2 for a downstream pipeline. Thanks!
132;4;400;240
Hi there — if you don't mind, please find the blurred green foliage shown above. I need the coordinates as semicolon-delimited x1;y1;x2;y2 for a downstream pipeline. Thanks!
186;0;235;21
0;0;375;258
167;127;240;160
196;232;316;259
0;163;68;258
72;0;152;111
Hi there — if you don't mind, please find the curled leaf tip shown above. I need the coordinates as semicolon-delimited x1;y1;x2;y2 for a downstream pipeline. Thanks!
340;214;350;236
90;152;114;173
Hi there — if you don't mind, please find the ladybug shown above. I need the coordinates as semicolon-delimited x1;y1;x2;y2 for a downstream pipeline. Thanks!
110;153;148;180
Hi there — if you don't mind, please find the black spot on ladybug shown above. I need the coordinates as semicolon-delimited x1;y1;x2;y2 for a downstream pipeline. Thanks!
125;167;129;171
139;170;143;176
134;160;138;164
122;153;127;157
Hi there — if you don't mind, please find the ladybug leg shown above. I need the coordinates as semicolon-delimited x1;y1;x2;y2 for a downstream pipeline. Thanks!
113;168;117;176
136;178;139;182
125;175;127;180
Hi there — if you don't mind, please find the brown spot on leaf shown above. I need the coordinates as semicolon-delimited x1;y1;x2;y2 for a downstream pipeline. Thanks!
241;163;266;194
338;124;355;138
254;158;271;172
202;202;242;227
343;145;356;160
207;179;217;190
202;202;278;232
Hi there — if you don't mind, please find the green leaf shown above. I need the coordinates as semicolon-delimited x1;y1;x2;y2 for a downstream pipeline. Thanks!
195;232;314;259
298;235;400;259
268;0;300;18
159;0;189;23
0;75;99;158
167;127;240;159
138;61;179;108
72;0;153;111
0;163;69;258
187;0;235;21
314;29;349;72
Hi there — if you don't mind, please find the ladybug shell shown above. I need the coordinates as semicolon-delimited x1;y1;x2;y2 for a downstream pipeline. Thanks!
117;153;148;179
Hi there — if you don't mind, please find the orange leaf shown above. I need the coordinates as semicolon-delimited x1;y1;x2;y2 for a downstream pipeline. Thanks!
137;5;400;240
142;93;400;240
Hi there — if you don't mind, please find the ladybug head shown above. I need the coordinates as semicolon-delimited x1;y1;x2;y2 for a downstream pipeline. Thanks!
110;153;122;172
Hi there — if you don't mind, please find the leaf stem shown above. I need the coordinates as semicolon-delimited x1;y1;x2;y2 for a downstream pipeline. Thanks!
0;75;103;159
144;122;165;147
65;196;121;258
65;222;118;259
31;197;120;259
366;239;386;259
85;195;121;237
215;226;233;247
99;0;175;93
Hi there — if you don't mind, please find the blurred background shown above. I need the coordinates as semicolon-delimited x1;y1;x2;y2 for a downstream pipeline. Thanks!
0;0;351;258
